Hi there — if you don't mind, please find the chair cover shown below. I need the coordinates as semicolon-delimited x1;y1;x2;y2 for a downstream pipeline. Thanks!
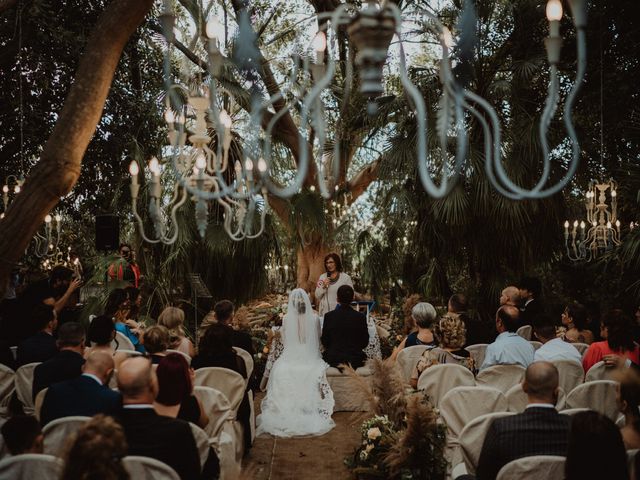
116;349;142;357
460;411;516;474
565;380;619;420
232;347;254;381
34;387;48;421
465;344;488;371
0;418;7;460
188;423;210;468
0;364;15;417
585;361;619;382
516;325;532;341
572;342;589;355
496;455;565;480
553;359;584;394
627;449;638;480
416;363;475;407
476;364;526;393
439;386;508;439
0;453;63;480
15;362;40;415
122;456;180;480
529;341;542;350
113;331;135;351
559;407;592;416
396;345;428;381
42;416;91;457
505;384;566;412
326;366;373;412
166;349;191;364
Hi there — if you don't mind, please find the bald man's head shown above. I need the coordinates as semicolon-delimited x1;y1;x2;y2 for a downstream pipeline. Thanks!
116;357;157;403
500;286;521;307
83;351;115;384
496;305;520;333
523;361;559;404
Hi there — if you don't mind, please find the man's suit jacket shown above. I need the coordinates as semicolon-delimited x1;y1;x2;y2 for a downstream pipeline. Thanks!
16;331;57;367
321;305;369;369
116;407;201;480
520;298;544;326
476;406;570;480
40;374;122;426
32;350;85;399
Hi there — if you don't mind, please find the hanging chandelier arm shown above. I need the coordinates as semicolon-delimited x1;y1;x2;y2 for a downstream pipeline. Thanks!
537;64;560;189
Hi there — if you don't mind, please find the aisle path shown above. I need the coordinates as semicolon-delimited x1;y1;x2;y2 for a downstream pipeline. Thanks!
243;394;368;479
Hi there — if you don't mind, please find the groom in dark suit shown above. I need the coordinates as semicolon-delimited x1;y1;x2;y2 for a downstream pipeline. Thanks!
321;285;369;369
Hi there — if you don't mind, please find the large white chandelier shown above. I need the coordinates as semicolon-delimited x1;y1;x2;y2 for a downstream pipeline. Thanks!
130;0;588;244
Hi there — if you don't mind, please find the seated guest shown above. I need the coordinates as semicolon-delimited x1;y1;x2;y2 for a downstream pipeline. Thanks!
60;415;129;480
617;368;640;449
476;362;570;480
115;357;204;480
518;276;544;326
157;306;195;357
321;285;369;369
533;315;582;365
40;351;122;426
201;300;255;355
84;314;129;368
154;353;208;429
16;304;58;367
565;411;628;480
480;306;534;370
32;321;85;399
391;302;437;360
583;309;640;373
499;285;521;308
142;325;170;364
0;415;43;455
125;285;142;321
105;288;144;353
448;293;490;346
410;314;474;388
561;302;594;344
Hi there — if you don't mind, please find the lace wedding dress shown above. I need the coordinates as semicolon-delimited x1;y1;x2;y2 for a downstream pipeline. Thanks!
257;289;335;437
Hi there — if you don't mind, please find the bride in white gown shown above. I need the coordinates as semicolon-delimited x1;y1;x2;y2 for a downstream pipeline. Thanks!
256;288;335;437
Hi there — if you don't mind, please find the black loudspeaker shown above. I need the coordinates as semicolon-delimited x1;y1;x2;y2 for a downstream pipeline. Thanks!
95;215;120;251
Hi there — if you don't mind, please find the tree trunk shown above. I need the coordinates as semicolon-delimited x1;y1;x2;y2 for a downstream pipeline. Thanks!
296;238;331;298
0;0;153;296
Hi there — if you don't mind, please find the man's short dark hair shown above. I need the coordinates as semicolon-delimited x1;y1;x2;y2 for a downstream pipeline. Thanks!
1;416;42;455
497;306;520;332
50;265;73;283
337;285;354;305
57;322;85;348
533;315;556;340
566;302;588;330
32;304;55;331
214;300;235;323
448;293;468;313
519;276;542;298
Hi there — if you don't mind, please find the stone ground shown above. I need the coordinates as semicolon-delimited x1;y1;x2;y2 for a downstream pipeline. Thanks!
242;393;368;479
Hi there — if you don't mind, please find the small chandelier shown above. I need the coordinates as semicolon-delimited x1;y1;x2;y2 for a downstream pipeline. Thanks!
564;179;621;261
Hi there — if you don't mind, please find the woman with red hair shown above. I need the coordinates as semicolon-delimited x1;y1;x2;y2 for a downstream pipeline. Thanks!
154;353;208;429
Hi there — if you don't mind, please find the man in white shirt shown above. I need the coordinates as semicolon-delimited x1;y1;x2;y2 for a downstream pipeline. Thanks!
481;305;535;370
533;315;583;365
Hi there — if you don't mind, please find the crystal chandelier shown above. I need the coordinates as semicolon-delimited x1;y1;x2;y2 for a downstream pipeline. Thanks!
131;0;588;244
564;179;621;261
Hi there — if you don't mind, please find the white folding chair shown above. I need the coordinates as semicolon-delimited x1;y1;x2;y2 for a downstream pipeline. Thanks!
585;361;619;382
559;407;592;416
572;342;589;355
396;345;428;381
460;411;516;474
505;383;566;412
476;364;526;393
416;363;475;407
15;362;40;415
115;349;142;357
42;416;91;457
565;380;619;420
627;449;638;480
188;423;210;468
166;349;191;364
0;364;15;416
516;325;532;340
34;387;48;421
113;331;135;351
529;340;542;350
465;344;488;371
0;453;63;479
553;359;584;394
439;386;508;440
232;347;254;380
122;456;180;480
496;455;565;480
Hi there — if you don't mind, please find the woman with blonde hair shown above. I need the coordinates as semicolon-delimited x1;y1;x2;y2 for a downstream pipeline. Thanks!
157;306;195;357
410;313;474;388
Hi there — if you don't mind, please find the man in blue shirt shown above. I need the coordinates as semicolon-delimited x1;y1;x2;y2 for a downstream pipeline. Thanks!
481;305;534;370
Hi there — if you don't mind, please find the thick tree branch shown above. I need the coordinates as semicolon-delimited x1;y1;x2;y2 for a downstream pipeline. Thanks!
347;158;381;202
0;0;153;293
